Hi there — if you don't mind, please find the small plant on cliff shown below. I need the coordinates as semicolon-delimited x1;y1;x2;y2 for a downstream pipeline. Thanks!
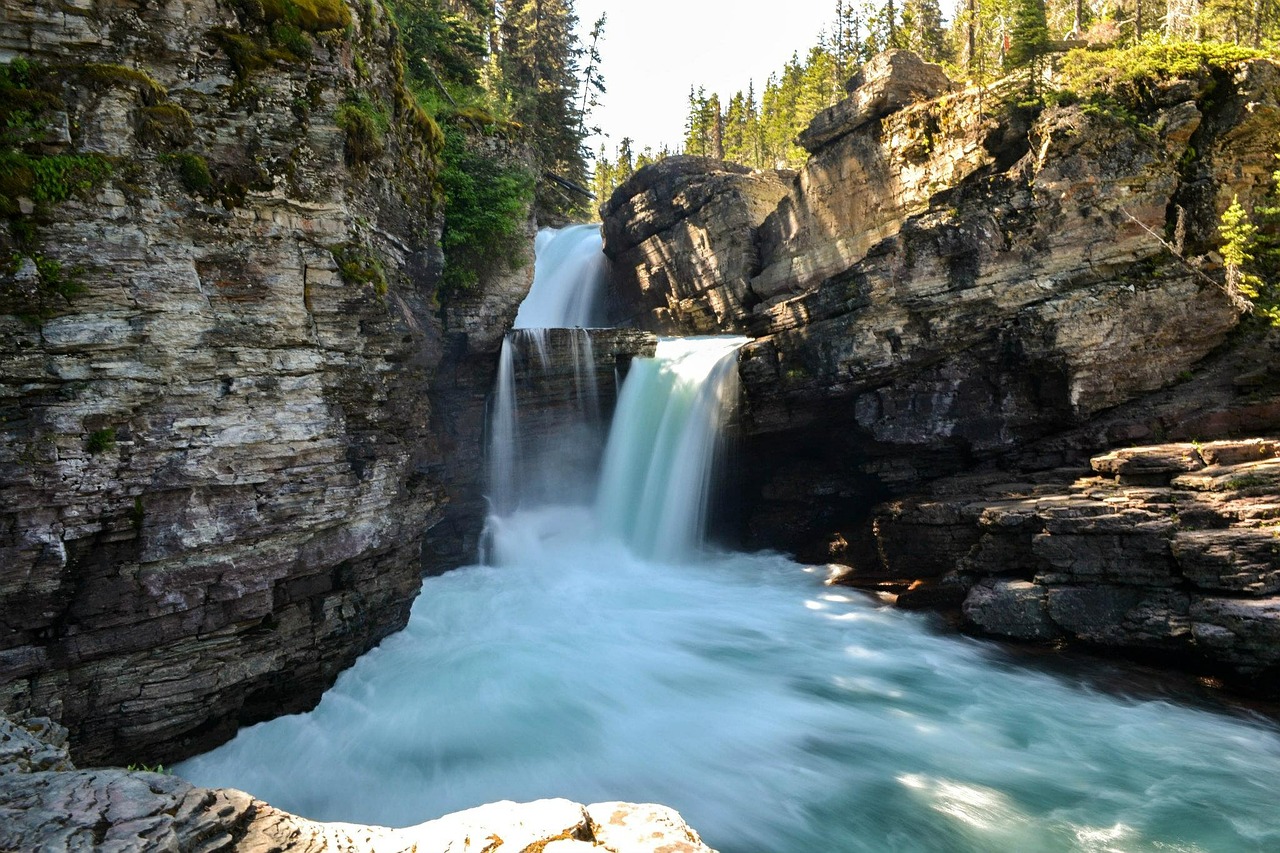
335;93;389;166
161;152;214;195
331;241;388;297
86;428;117;455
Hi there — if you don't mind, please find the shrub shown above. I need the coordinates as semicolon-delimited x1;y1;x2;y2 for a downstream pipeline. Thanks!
437;123;534;299
86;428;117;454
1059;41;1264;94
335;93;388;165
162;152;213;195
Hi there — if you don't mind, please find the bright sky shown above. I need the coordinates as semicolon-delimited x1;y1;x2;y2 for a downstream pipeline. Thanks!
573;0;842;155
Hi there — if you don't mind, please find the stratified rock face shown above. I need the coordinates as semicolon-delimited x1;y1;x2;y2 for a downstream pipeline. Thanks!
603;51;1280;556
0;714;718;853
866;440;1280;692
0;0;471;766
601;156;790;333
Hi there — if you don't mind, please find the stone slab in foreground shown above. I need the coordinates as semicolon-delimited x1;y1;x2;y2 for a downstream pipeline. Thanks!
0;715;716;853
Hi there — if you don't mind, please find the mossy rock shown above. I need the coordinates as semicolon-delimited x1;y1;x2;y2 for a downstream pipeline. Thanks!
139;103;195;149
74;63;167;102
234;0;351;33
161;152;213;195
330;241;388;296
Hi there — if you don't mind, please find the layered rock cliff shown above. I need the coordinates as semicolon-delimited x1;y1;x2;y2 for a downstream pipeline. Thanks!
0;0;500;766
602;50;1280;687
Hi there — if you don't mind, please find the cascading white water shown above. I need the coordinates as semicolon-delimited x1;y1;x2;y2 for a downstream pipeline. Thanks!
596;337;747;562
485;224;608;518
513;224;607;329
177;228;1280;853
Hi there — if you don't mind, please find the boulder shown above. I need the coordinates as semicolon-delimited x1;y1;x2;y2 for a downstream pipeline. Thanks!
798;50;953;152
601;157;790;333
0;713;718;853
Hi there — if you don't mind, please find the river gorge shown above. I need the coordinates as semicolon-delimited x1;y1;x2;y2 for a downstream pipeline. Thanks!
3;0;1280;848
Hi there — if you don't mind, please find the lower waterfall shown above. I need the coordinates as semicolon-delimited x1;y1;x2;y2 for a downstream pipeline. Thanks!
176;230;1280;853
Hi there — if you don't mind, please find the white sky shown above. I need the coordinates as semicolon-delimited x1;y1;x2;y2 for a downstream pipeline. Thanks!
573;0;843;155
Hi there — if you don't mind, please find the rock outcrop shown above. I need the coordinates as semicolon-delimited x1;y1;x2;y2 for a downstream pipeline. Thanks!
602;51;1280;553
0;714;717;853
601;50;1280;685
602;157;790;333
0;0;517;766
860;438;1280;693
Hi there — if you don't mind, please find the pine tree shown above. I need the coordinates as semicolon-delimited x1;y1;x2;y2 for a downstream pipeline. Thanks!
900;0;949;62
498;0;591;216
1006;0;1050;87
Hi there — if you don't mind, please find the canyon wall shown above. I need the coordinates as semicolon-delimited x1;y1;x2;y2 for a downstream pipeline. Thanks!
0;0;512;766
602;50;1280;688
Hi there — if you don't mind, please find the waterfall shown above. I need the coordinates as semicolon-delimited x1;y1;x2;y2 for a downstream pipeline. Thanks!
178;229;1280;853
485;225;608;522
513;224;607;329
596;337;747;562
487;223;745;563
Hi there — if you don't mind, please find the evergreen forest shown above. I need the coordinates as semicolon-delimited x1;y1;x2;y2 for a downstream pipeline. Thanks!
591;0;1280;201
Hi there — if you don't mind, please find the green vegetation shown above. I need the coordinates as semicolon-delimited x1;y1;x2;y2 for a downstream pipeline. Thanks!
592;0;1280;200
162;153;214;195
0;152;113;214
125;762;168;774
1221;192;1280;327
438;123;534;297
331;241;389;296
140;103;195;149
86;428;117;454
1059;41;1264;92
335;92;389;165
76;63;166;101
258;0;351;32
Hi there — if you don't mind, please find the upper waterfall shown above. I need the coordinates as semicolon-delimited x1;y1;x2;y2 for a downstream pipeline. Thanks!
513;224;607;329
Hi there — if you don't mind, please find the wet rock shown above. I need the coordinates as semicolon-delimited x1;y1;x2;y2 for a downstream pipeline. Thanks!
964;579;1060;641
863;443;1280;691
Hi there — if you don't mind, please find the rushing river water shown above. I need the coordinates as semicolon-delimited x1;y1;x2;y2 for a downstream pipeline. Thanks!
177;226;1280;853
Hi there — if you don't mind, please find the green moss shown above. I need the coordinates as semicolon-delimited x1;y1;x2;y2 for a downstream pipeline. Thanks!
139;102;195;149
260;0;351;32
161;152;213;195
335;93;388;165
330;241;388;296
86;427;116;454
208;28;299;80
76;63;167;102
